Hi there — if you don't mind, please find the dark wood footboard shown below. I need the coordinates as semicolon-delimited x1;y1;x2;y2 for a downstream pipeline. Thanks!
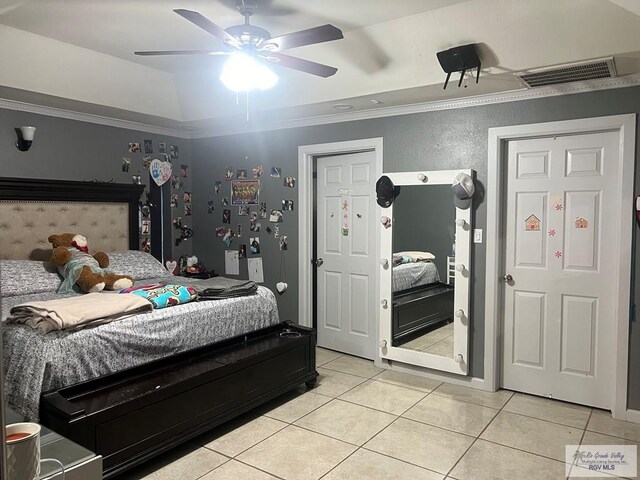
40;321;317;479
392;283;454;346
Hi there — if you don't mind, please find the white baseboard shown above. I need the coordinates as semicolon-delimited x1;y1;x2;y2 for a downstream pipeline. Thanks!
621;408;640;424
374;358;491;391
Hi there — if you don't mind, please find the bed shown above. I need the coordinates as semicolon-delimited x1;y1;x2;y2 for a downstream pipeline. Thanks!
392;261;440;292
0;177;317;478
391;256;453;346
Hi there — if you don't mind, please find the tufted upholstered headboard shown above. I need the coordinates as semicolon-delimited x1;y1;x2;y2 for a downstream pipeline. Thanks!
0;178;145;260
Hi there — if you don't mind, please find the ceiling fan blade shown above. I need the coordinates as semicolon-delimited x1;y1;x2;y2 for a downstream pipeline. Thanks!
173;9;242;49
135;50;230;56
261;24;343;52
260;52;337;78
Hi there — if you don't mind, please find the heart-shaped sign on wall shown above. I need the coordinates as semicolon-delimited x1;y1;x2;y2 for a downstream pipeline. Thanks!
165;259;178;274
150;158;172;186
276;282;288;295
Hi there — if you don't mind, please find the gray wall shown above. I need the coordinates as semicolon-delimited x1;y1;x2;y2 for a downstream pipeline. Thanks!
393;185;455;280
2;85;639;408
192;85;640;409
0;109;192;260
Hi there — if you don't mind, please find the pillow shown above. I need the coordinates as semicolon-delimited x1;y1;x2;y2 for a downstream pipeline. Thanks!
0;260;62;297
394;251;436;262
107;250;171;280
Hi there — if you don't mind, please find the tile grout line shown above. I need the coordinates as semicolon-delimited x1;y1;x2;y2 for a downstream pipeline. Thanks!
567;409;594;479
443;389;515;478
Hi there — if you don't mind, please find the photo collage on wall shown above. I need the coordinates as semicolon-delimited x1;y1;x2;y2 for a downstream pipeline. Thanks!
211;158;296;284
123;137;189;253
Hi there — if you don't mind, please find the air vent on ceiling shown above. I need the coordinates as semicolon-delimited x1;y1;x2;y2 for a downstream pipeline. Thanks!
516;58;616;88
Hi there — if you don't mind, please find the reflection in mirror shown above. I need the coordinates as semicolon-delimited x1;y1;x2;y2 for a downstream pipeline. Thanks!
391;185;456;359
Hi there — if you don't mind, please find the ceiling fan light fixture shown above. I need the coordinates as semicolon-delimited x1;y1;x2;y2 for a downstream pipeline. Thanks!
220;52;278;92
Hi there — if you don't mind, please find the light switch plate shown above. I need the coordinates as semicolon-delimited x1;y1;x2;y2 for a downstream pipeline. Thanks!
474;229;483;243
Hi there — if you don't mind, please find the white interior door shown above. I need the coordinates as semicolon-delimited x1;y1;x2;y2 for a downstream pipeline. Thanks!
317;151;376;359
502;131;620;409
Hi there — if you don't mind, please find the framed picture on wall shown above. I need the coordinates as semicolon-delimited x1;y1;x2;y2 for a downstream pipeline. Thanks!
231;180;260;206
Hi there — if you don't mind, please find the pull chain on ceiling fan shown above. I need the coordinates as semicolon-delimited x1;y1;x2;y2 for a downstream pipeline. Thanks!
134;0;344;92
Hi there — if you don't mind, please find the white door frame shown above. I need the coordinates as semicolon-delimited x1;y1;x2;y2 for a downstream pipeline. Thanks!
485;114;636;420
298;138;384;334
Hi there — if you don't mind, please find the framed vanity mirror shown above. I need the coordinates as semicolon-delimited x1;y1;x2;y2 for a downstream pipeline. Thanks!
378;169;473;375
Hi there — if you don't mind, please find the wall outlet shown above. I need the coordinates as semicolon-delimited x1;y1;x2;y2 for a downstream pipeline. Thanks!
474;229;483;243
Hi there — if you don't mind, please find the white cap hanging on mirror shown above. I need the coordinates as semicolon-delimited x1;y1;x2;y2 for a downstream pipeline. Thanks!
452;172;474;209
16;126;36;152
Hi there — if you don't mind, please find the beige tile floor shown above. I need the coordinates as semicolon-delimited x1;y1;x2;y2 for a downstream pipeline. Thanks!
119;348;640;480
400;322;454;359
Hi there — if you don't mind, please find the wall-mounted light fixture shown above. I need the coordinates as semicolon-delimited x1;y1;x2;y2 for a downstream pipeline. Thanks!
15;126;36;151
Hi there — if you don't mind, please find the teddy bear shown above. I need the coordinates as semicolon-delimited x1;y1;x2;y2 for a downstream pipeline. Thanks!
48;233;134;293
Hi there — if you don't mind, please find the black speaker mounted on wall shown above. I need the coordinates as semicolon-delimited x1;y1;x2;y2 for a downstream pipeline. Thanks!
436;43;481;90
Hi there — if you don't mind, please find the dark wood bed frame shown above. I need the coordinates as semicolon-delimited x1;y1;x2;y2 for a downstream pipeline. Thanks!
392;282;454;347
0;177;318;478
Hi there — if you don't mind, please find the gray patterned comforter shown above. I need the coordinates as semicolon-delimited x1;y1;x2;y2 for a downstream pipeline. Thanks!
392;262;440;292
2;278;280;421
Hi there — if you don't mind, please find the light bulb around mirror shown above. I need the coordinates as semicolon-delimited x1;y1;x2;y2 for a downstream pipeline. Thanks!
19;126;36;141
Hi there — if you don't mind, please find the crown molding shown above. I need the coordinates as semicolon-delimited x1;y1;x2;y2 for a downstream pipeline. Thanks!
2;73;640;140
191;73;640;138
0;98;192;139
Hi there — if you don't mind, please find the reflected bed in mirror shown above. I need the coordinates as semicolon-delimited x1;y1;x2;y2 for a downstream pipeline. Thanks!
379;170;474;375
392;185;455;357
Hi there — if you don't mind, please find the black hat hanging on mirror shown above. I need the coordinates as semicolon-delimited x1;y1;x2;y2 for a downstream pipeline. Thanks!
452;172;475;209
376;175;401;208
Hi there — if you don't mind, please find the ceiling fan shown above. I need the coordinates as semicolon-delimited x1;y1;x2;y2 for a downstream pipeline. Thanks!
134;0;343;80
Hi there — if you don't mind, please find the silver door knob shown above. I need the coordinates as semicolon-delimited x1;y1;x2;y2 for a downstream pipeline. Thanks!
312;258;324;267
503;274;513;282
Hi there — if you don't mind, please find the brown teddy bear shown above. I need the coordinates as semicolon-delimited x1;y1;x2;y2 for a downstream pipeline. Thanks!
48;233;134;293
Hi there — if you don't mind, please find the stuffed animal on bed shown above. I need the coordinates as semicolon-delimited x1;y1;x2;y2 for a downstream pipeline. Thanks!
48;233;134;294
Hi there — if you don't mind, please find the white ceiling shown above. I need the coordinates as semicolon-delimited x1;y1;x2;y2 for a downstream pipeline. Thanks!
1;0;640;132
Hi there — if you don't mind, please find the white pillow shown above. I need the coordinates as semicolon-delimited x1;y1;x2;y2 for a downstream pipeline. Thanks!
394;251;436;262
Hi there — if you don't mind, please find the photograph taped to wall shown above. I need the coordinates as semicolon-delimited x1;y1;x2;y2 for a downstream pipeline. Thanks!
238;205;249;216
237;169;248;179
239;244;247;259
144;139;153;154
159;142;166;153
259;202;267;218
225;166;233;180
122;157;131;172
207;200;215;213
184;204;191;216
253;165;264;178
269;209;283;223
237;223;243;237
170;144;179;159
250;237;260;254
222;209;231;224
215;181;222;194
171;194;178;208
284;176;296;188
279;236;288;251
270;167;281;178
231;180;260;205
143;155;152;169
282;199;294;211
128;142;141;153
